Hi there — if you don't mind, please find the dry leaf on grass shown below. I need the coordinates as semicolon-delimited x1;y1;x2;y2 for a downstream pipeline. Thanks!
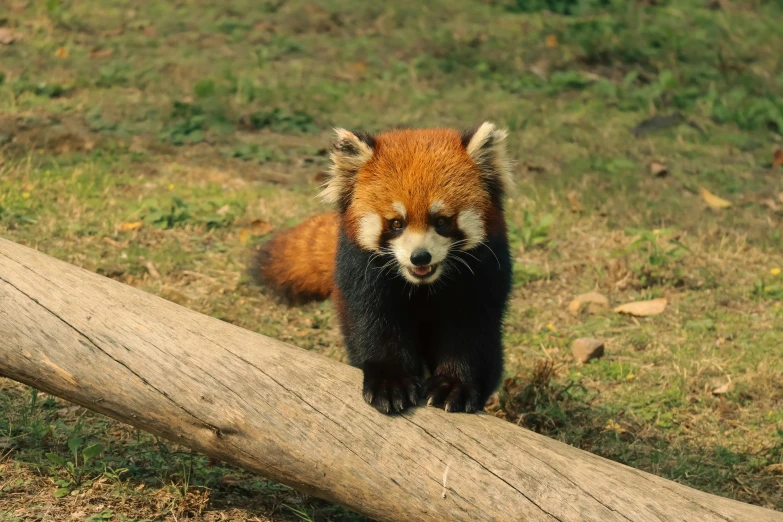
649;161;668;177
117;221;143;231
699;187;731;209
54;46;69;59
545;34;558;47
0;28;21;45
103;237;129;249
711;382;731;395
216;204;231;215
761;198;779;211
774;149;783;168
568;291;609;315
90;47;114;59
529;58;549;79
239;219;274;244
566;191;583;213
144;261;160;279
614;298;668;317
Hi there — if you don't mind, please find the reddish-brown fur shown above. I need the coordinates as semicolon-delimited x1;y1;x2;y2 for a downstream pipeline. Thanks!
343;128;490;240
251;213;338;303
253;127;503;302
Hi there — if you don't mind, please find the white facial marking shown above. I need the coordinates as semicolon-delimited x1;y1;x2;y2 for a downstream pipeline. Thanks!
392;201;407;218
429;200;445;214
389;228;452;284
457;209;485;250
357;213;382;251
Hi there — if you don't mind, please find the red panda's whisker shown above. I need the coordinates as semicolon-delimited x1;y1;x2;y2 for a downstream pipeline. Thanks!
451;255;475;275
478;241;501;269
452;248;481;263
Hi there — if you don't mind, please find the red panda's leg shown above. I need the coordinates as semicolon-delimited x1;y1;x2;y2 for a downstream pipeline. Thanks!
333;244;423;414
424;313;504;413
341;310;422;414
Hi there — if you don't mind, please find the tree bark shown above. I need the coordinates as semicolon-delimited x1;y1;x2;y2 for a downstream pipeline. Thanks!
0;237;780;522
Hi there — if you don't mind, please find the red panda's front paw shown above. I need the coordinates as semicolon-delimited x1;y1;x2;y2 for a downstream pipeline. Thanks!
362;375;420;414
424;375;481;413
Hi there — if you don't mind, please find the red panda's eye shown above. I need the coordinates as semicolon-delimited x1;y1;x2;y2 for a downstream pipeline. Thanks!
391;219;403;230
436;217;448;228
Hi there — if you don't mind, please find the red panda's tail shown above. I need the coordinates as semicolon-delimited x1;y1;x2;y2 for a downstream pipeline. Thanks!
249;213;339;304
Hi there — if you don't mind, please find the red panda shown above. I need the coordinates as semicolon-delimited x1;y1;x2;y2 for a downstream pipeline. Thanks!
252;122;513;414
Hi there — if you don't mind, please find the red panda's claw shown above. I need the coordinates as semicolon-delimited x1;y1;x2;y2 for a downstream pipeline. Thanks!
424;375;481;414
362;375;420;415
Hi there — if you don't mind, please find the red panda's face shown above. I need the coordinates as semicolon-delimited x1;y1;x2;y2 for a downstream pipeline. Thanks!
321;123;512;285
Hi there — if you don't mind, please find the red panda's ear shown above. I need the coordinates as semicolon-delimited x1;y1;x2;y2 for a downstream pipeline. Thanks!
320;128;375;210
462;122;514;199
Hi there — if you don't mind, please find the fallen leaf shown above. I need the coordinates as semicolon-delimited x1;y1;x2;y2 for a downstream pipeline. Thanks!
761;198;779;211
529;58;549;79
699;187;731;209
216;204;230;215
649;161;668;177
568;291;609;315
103;237;129;249
604;419;626;434
711;382;731;395
566;191;583;213
144;261;160;279
101;27;125;37
239;219;274;244
614;298;668;317
572;338;605;363
545;34;558;48
0;28;21;45
118;221;143;231
774;149;783;168
90;47;114;59
54;46;69;59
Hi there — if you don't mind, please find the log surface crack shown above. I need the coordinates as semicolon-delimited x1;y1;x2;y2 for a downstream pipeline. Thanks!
402;415;563;521
452;418;632;521
216;343;385;477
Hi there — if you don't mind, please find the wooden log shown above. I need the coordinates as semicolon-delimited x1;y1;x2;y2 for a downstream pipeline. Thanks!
0;237;780;522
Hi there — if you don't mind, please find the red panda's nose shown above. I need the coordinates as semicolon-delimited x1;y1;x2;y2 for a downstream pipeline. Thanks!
410;250;432;266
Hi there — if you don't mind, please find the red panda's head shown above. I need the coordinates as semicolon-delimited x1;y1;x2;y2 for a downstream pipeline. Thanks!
320;122;513;285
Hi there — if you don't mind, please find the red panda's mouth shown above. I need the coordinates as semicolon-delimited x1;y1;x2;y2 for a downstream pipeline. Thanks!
408;264;437;279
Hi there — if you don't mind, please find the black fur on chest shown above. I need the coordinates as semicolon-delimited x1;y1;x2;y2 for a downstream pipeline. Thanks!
334;227;512;412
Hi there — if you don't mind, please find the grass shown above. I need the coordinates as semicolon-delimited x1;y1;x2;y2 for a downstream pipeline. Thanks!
1;0;782;519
